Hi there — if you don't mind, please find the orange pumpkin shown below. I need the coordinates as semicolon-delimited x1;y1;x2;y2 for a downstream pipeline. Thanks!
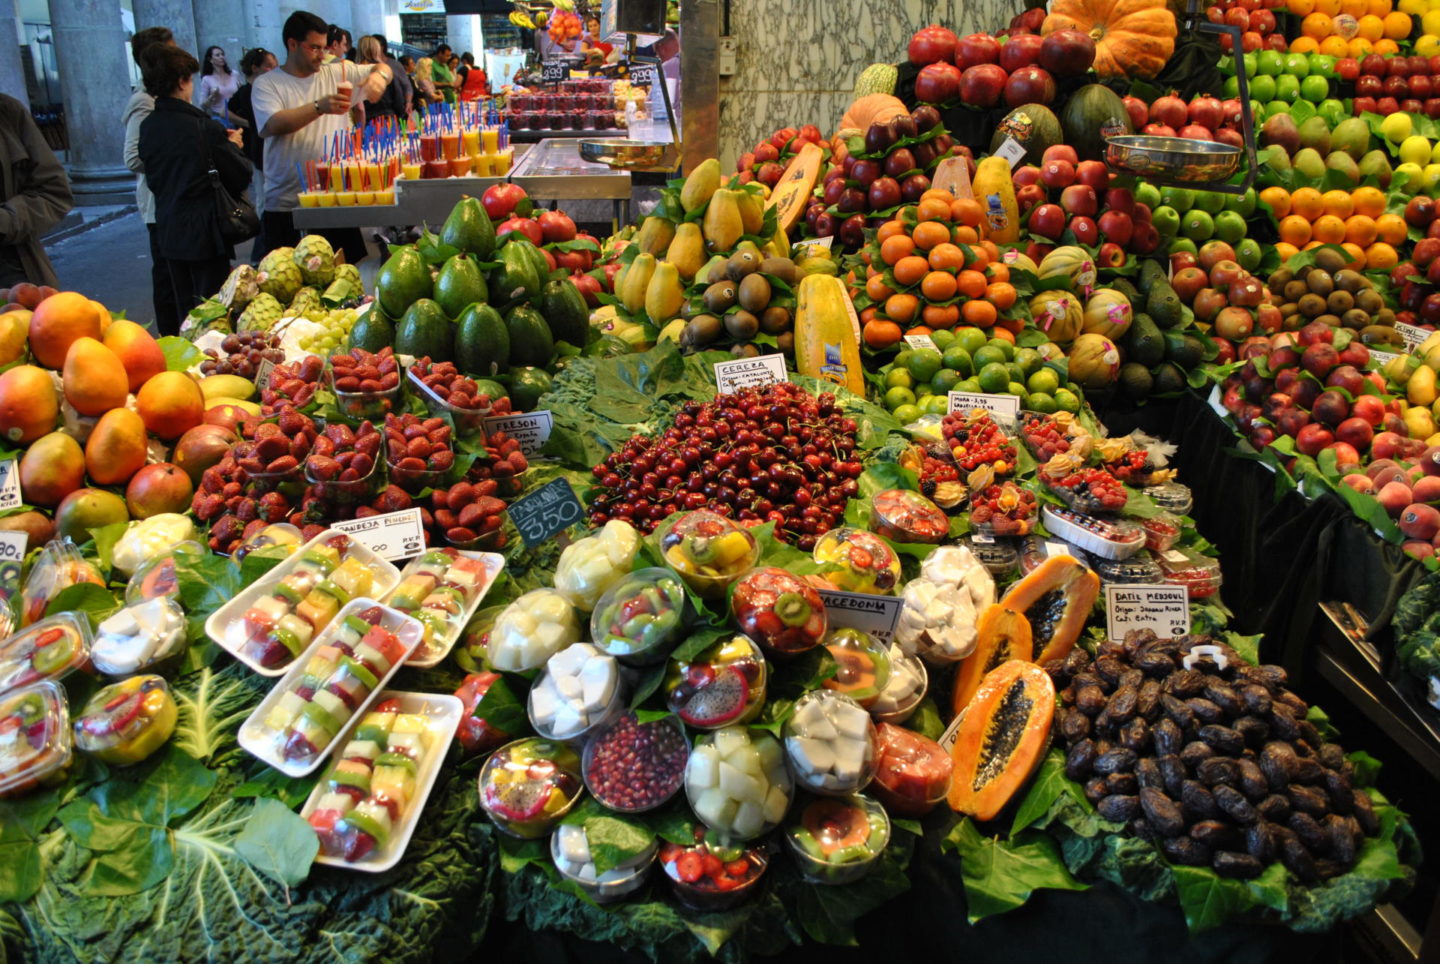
837;93;909;136
1042;0;1177;81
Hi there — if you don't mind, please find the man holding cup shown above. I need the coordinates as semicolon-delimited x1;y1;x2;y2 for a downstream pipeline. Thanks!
252;10;391;263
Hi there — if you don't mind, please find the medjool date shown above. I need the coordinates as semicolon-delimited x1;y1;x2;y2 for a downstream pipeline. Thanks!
1181;781;1221;821
1119;718;1150;753
1245;822;1277;863
1189;819;1237;848
1352;791;1379;835
1203;679;1241;716
1165;669;1205;698
1213;851;1263;879
1135;757;1163;791
1097;794;1140;822
1232;716;1270;748
1094;657;1125;687
1256;794;1292;823
1137;650;1176;678
1199;725;1244;756
1288;812;1329;852
1238;684;1272;716
1316;743;1345;770
1268;707;1301;742
1059;708;1091;742
1288;785;1328;816
1106;772;1138;796
1137;679;1162;720
1119;669;1144;690
1157;754;1187;797
1187;699;1224;724
1280;837;1318;882
1140;787;1185;837
1179;741;1215;768
1153;718;1183;756
1235;759;1269;800
1326;814;1357;868
1162;835;1211;866
1105;684;1139;723
1213;785;1258;825
1044;658;1068;686
1260;742;1297;791
1075;685;1107;717
1322;770;1353;814
1196;757;1239;787
1292;756;1324;785
1275;690;1307;716
1094;747;1138;776
1128;817;1156;841
1066;739;1099;780
1161;694;1198;731
1084;776;1109;804
1063;648;1090;679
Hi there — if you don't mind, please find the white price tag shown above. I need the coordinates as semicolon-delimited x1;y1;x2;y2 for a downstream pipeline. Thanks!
995;137;1027;168
816;589;905;643
937;710;965;753
971;531;995;544
1045;540;1072;558
1394;322;1430;350
931;156;973;198
482;410;553;457
947;391;1021;426
904;334;939;352
0;530;27;563
254;358;276;393
1105;583;1191;641
1162;549;1188;564
714;355;788;394
331;508;426;561
1366;348;1401;371
793;236;834;252
0;461;20;512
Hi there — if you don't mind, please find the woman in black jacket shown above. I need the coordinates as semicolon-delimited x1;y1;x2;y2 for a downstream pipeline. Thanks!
138;44;252;327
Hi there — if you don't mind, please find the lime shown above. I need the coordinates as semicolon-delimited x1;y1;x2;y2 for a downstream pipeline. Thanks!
1283;53;1310;77
1006;381;1029;399
1159;186;1194;213
1214;210;1247;244
1014;347;1043;375
1169;237;1198;256
1181;209;1215;241
1222;75;1240;98
1256;50;1283;76
884;385;916;410
1317;98;1345;127
986;337;1016;362
1223;187;1257;216
956;377;981;393
1248;73;1277;102
1236;237;1262;271
1300;75;1329;103
1242;51;1259;77
930;329;956;351
1026;367;1061;395
1275;75;1300;103
972;344;1007;370
953;326;988;354
1134;182;1162;209
915;384;932;398
1054;388;1082;413
1006;362;1026;385
1150;204;1181;238
931;368;962;394
884;368;914;390
1027;392;1058;414
894;348;913;371
907;347;943;382
1192;190;1226;215
921;394;950;416
892;403;922;424
977;362;1011;393
1308;53;1336;78
942;345;973;375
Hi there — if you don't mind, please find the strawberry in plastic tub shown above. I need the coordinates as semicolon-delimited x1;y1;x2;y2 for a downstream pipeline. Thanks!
664;632;766;729
553;519;641;611
785;794;890;885
658;825;769;911
478;737;583;838
684;725;792;842
783;689;876;795
590;568;689;666
486;589;581;672
730;567;826;657
811;527;901;594
0;682;72;798
0;612;91;694
821;628;891;708
72;675;177;766
454;672;509;755
869;722;952;817
659;510;759;601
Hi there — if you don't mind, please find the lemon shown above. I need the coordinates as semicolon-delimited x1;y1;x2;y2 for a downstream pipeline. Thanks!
1419;31;1440;54
1401;135;1433;166
1424;11;1440;33
1422;164;1440;193
1396;161;1425;191
1431;139;1440;163
1381;111;1414;144
1404;0;1429;14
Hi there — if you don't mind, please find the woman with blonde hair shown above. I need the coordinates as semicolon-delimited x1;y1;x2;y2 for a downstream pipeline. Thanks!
357;35;406;120
413;57;441;105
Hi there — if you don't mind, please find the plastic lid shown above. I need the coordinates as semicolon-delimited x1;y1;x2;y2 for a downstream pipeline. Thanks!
73;675;176;759
0;612;92;695
811;528;901;595
478;737;584;837
869;489;948;544
1095;552;1165;584
582;711;688;812
589;568;690;665
124;541;206;607
92;597;187;677
0;681;72;796
1145;482;1193;515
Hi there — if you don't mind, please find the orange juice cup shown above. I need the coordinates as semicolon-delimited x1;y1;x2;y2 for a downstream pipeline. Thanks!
401;161;423;180
482;128;499;153
328;165;345;192
355;191;375;205
463;130;481;156
376;188;396;204
336;191;356;206
366;162;384;191
298;191;321;208
316;191;338;207
472;154;493;177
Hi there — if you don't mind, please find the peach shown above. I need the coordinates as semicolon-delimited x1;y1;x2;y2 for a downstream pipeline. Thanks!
1413;475;1440;504
1399;503;1440;541
1341;473;1375;494
1377;480;1415;517
1403;540;1435;560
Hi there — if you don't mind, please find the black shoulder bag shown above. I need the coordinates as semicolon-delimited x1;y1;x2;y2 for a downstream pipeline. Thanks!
199;116;259;244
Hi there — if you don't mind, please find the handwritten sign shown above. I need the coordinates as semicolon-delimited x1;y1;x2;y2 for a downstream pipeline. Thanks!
332;508;426;561
509;477;585;548
714;355;787;394
792;235;834;253
816;590;905;643
1105;584;1191;641
629;62;657;86
937;710;965;753
904;334;939;352
1395;321;1430;350
1365;348;1401;371
947;392;1021;426
254;358;276;394
995;137;1027;168
482;410;553;457
931;156;973;199
0;531;27;563
541;59;566;83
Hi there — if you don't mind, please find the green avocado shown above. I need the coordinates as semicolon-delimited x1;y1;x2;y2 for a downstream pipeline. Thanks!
1145;281;1183;329
454;302;509;377
433;253;489;320
1119;362;1154;400
537;277;589;346
347;309;395;354
394;298;452;361
505;304;553;367
375;244;431;318
1125;313;1165;367
439;196;496;260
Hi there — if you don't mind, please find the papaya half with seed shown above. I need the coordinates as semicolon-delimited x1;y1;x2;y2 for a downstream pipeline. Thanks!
947;659;1055;821
998;555;1099;665
951;605;1032;716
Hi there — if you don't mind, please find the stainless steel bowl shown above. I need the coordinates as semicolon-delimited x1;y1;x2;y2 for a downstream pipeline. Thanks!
1104;135;1241;183
578;138;680;172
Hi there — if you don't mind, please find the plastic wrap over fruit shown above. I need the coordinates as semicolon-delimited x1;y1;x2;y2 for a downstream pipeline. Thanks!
19;539;105;627
894;545;995;664
553;520;642;611
112;514;200;577
486;589;582;672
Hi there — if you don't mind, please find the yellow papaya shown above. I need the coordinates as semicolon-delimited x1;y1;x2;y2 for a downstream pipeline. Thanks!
1409;364;1437;407
680;158;721;215
702;189;744;252
736;188;764;236
665;222;706;281
645;262;685;325
635;216;676;256
973;157;1020;244
794;274;864;396
621;253;656;315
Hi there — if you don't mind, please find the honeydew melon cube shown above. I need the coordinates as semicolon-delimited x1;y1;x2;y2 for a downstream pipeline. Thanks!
732;800;765;839
791;737;833;774
552;704;583;738
728;743;763;775
556;674;583;701
529;683;557;725
711;727;747;761
686;743;720;789
579;659;615;706
693;788;736;828
763;785;790;824
718;760;763;804
754;734;783;772
832;738;865;783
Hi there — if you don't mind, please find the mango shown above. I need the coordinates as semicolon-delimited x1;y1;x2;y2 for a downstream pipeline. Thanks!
102;320;167;392
207;397;261;417
200;374;255;402
0;311;28;366
702;189;745;252
136;371;204;441
62;337;128;416
1409;364;1438;407
644;262;685;325
0;511;54;549
28;291;103;369
0;364;58;444
55;487;130;544
664;222;706;281
679;158;721;215
19;431;85;507
85;408;148;485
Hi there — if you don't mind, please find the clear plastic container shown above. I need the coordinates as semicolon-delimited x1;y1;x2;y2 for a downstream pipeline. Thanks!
486;589;582;673
305;434;383;505
783;689;876;795
1041;506;1146;561
589;568;689;666
73;674;177;766
659;511;759;601
870;645;928;725
478;736;584;838
553;520;642;611
1145;481;1194;515
968;481;1039;538
785;794;891;885
0;681;72;797
685;726;792;842
0;612;92;694
233;523;304;563
551;824;656;901
582;711;688;812
384;548;504;669
658;826;770;911
964;535;1020;577
731;567;827;656
19;540;104;628
1158;547;1223;599
123;541;205;606
664;632;767;729
811;528;901;594
406;366;493;438
246;459;305;494
1095;552;1165;585
869;489;948;544
1018;536;1049;575
327;366;401;423
1139;512;1183;554
869;722;953;817
92;597;187;677
526;642;623;742
821;628;892;708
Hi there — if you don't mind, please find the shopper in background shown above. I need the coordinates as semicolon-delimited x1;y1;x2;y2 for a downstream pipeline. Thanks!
0;94;72;289
138;44;252;325
356;36;405;122
370;35;413;117
325;26;351;63
122;25;179;333
413;57;441;106
584;17;614;60
457;52;488;101
431;44;457;105
229;46;277;260
198;46;240;125
252;10;392;263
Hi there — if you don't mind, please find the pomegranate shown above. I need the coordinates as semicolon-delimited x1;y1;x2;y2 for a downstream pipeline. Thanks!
1122;95;1148;129
1150;92;1188;130
908;24;959;66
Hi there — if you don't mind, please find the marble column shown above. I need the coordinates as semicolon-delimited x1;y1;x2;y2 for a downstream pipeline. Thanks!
349;0;384;43
132;0;197;58
247;0;283;52
0;0;26;105
192;0;245;60
48;0;133;203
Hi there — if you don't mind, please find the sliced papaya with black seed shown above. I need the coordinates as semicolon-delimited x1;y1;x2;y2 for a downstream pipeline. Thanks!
998;555;1099;666
952;605;1032;716
948;659;1055;821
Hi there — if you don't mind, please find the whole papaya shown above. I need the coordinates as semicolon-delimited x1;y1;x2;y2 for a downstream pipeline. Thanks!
645;262;685;326
702;189;745;252
665;222;706;281
622;253;657;315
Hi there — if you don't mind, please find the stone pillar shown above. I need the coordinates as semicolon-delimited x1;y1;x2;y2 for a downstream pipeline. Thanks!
0;0;26;105
193;0;246;60
349;0;384;42
48;0;133;203
131;0;197;58
247;0;283;52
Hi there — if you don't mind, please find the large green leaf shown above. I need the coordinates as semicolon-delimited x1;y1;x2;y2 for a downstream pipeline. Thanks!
943;819;1087;924
233;798;317;900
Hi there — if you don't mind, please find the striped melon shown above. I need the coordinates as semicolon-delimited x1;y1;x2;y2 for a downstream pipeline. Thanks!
853;63;898;98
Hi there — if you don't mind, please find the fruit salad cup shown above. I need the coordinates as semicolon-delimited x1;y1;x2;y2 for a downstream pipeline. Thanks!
658;825;770;911
869;645;928;725
527;642;623;742
590;568;689;666
0;681;72;798
385;548;501;667
869;722;953;817
785;794;891;885
72;675;177;766
869;489;949;544
478;737;583;838
731;567;827;657
664;632;767;729
583;712;689;813
783;690;876;796
454;672;510;756
485;589;581;672
821;628;892;708
92;597;187;677
553;520;642;611
0;612;92;694
551;823;656;902
811;527;902;594
660;511;759;601
684;726;792;842
123;541;205;605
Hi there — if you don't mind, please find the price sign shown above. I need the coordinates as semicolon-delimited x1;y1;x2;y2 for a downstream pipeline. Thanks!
947;391;1021;426
1105;584;1190;641
714;354;788;394
0;531;27;563
509;477;585;548
931;156;972;199
628;62;657;86
937;710;965;753
995;137;1027;168
0;460;21;513
1365;348;1401;371
792;235;834;253
816;590;905;643
331;508;426;561
1045;540;1072;559
1395;321;1430;350
541;59;566;82
254;358;276;394
482;410;553;457
904;334;938;352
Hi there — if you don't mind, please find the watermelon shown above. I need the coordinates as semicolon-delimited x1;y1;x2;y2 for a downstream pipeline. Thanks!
988;104;1063;166
1060;84;1134;163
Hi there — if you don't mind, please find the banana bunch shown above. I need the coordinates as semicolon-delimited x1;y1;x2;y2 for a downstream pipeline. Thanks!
552;0;574;11
509;10;535;29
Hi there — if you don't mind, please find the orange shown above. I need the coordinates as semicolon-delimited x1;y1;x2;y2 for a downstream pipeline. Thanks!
866;273;896;301
921;270;959;301
1365;241;1399;269
904;325;934;337
863;319;903;349
1276;241;1300;263
1383;10;1411;36
1301;10;1334;34
1375;212;1408;244
976;240;999;267
1340;242;1367;268
920;188;955;206
986;281;1017;310
1312;214;1347;243
912;220;951;251
1321;189;1354;218
1279;215;1314;246
984;262;1010;282
885;293;920;323
1349;36;1375;55
1259;186;1292;218
1315;0;1342;13
956;269;988;299
877;220;907;243
1304;240;1323;250
1344;214;1377;246
1366;0;1390;13
917;197;952;223
990;326;1016;344
1293;36;1322;53
953;225;981;244
961;299;998;328
1341;0;1367;17
1356;13;1385;37
1372;37;1399;53
1318;35;1350;55
880;234;915;266
1290;186;1325;220
928;242;967;271
893;255;929;287
860;306;879;325
922;303;961;328
1289;0;1316;14
1350;185;1386;217
951;197;984;227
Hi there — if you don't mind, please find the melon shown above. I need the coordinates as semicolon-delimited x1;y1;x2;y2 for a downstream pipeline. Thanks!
1083;290;1133;341
989;103;1063;166
1060;83;1134;162
1068;332;1123;388
1029;291;1085;345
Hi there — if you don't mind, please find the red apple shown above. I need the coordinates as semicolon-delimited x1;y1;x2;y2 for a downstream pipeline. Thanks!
1098;209;1134;245
1069;215;1099;245
958;64;1008;108
1060;183;1099;216
909;24;959;66
1029;203;1067;240
1076;160;1109;191
1098;242;1126;268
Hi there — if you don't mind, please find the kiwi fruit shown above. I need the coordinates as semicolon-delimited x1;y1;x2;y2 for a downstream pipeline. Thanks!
1284;280;1308;302
1326;289;1354;313
680;314;724;349
1333;269;1366;293
1355;289;1383;314
760;305;791;334
738;273;772;313
731;341;760;358
726;250;761;282
704;280;738;314
705;260;730;285
1315;313;1341;328
1280;302;1302;318
1268;268;1293;293
725;309;760;340
1377;308;1396;325
1298;292;1327;317
1314;248;1347;273
775;331;794;354
1306;271;1334;296
760;257;798;285
1342;308;1370;329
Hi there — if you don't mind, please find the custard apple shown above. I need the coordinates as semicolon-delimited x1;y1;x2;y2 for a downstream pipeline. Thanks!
293;234;336;287
322;262;363;306
218;263;259;311
288;286;323;317
258;247;302;303
238;292;283;332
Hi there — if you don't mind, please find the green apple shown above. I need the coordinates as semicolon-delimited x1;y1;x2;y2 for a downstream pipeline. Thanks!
1224;187;1257;216
1213;210;1247;244
1150;204;1181;238
1249;74;1278;102
1283;53;1310;77
1275;75;1301;103
1236;238;1262;270
1300;75;1330;103
1257;50;1284;76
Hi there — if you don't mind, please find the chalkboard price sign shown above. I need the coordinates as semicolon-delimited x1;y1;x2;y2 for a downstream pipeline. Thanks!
509;478;585;548
541;59;566;82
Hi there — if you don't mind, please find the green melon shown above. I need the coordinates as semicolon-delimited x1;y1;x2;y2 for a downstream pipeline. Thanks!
853;63;898;98
1060;84;1134;163
989;104;1063;166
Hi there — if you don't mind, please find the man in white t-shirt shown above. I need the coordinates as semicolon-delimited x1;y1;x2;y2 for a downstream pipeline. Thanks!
252;10;391;263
